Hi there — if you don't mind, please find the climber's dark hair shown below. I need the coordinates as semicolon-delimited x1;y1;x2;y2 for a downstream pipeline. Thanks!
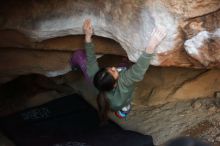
93;68;117;125
93;68;116;92
96;91;110;125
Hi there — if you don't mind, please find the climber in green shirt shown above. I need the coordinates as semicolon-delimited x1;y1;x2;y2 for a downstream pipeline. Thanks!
71;19;166;123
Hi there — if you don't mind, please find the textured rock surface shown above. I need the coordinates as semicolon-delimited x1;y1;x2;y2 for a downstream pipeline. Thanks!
0;48;72;84
133;67;220;106
182;10;220;68
0;0;220;69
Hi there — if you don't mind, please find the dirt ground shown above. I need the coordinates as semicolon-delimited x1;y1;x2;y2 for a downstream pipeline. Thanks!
121;97;220;145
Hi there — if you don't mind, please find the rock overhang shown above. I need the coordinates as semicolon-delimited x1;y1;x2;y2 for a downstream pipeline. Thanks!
0;0;220;68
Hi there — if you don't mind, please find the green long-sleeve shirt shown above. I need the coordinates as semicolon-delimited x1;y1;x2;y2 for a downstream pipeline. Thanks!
85;42;153;111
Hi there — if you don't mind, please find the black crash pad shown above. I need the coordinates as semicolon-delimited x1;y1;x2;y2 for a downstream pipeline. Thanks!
0;94;154;146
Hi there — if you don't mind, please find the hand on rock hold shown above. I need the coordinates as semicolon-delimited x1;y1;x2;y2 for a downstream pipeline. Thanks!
146;27;167;54
83;19;93;43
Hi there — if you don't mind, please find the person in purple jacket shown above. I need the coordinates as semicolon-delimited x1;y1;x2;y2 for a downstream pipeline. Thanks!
71;19;166;124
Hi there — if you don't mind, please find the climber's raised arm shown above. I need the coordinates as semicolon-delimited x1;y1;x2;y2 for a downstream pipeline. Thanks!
83;19;99;78
119;27;166;87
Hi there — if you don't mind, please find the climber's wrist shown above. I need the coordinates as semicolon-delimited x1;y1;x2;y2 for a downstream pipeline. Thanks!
85;35;92;43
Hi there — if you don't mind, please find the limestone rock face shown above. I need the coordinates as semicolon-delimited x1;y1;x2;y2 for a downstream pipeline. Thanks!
0;0;220;69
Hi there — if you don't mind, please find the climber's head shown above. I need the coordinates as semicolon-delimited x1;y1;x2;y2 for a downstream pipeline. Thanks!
93;67;119;91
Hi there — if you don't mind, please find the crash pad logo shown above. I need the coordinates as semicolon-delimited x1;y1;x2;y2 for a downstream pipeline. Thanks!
53;141;91;146
21;107;51;120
